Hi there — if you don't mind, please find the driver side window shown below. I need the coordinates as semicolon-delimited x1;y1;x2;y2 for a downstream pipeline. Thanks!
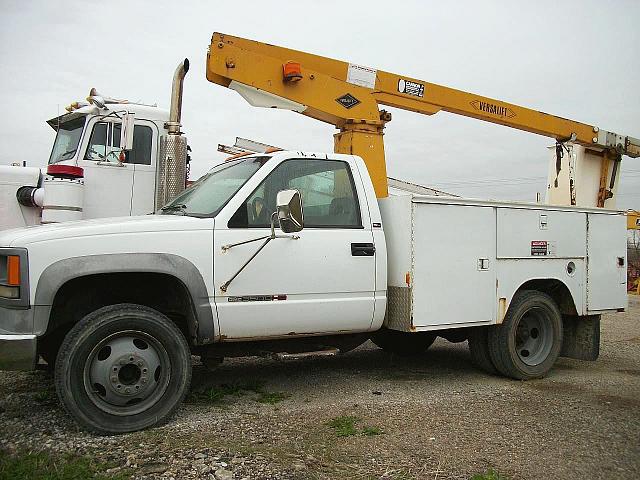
229;158;362;229
85;122;120;162
84;122;153;165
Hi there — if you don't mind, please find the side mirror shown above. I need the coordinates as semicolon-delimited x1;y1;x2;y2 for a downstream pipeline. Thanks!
276;189;304;233
120;112;135;151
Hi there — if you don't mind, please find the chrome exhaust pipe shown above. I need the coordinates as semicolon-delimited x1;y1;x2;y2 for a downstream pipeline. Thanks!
167;58;190;135
156;58;190;210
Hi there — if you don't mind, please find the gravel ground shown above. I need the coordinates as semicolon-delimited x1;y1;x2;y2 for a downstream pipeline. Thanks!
1;296;639;480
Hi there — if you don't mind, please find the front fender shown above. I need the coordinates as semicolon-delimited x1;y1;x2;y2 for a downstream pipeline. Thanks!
33;253;215;343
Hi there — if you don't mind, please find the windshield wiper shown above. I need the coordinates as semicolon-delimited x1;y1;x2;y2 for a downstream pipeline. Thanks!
58;148;78;160
160;203;187;215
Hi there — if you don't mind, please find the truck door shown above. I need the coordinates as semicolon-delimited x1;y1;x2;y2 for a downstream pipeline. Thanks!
79;119;134;218
213;157;376;339
126;122;158;215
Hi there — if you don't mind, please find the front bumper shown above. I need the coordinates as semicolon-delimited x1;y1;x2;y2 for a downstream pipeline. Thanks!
0;334;37;370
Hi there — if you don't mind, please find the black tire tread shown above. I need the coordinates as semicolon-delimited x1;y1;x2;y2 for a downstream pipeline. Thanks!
467;327;498;375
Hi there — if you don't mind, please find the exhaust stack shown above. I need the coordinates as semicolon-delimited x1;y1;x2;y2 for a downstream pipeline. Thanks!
167;58;190;135
156;59;190;210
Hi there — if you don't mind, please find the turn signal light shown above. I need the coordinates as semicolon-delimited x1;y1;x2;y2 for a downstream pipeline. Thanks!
7;255;20;286
283;61;302;82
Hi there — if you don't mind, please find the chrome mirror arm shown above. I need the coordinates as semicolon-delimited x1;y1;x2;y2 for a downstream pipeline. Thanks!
220;212;299;292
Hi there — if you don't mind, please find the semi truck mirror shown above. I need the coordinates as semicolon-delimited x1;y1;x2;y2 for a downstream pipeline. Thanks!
120;112;135;151
276;189;304;233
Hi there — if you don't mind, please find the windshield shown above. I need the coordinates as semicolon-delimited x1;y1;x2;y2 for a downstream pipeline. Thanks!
160;156;270;217
48;117;86;164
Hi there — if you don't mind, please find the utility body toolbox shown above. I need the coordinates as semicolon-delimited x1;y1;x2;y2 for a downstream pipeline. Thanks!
379;194;627;333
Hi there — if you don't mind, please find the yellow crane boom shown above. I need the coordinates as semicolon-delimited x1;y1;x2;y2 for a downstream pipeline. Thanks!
629;210;640;230
207;32;639;200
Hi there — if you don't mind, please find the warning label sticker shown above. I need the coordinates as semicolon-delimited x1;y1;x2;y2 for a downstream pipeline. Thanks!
347;63;377;89
531;241;548;256
398;78;425;97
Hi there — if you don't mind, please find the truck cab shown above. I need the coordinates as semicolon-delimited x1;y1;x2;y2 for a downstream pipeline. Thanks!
46;104;166;218
1;59;190;231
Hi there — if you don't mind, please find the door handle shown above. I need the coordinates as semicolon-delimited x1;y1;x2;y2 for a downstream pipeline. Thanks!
351;243;375;256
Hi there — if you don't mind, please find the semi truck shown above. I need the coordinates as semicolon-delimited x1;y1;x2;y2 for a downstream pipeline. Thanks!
0;33;636;434
0;60;191;230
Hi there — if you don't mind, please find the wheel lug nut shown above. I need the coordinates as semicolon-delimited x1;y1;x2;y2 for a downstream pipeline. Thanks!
111;376;117;383
137;361;143;367
125;388;130;393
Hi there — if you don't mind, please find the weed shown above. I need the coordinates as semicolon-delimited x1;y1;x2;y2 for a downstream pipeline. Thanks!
0;450;127;480
327;415;360;437
327;416;384;437
190;382;290;406
190;382;264;403
471;469;507;480
361;425;383;436
256;392;290;405
33;390;53;403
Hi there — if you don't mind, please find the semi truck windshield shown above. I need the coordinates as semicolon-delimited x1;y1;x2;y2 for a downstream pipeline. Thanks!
48;117;86;164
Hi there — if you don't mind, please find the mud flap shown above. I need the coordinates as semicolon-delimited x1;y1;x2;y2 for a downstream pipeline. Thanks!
560;315;600;361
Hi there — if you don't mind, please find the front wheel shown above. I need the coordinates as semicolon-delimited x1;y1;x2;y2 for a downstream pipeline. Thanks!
55;304;192;434
488;290;562;380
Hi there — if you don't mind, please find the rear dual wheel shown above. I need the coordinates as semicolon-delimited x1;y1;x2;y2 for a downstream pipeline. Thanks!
486;290;562;380
55;304;191;434
467;327;498;375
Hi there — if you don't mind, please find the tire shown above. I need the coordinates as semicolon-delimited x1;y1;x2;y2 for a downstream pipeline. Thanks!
371;327;436;356
55;303;192;434
488;290;562;380
467;327;498;375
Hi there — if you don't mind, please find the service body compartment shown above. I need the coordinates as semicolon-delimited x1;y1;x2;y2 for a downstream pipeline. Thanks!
379;195;626;333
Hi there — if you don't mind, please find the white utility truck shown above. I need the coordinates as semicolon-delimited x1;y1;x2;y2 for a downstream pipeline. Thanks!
0;150;627;433
0;34;635;434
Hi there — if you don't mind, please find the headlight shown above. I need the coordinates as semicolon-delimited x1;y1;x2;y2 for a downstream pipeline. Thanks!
0;255;20;298
0;249;29;308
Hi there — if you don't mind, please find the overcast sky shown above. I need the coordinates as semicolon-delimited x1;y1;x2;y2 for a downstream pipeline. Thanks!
1;0;638;209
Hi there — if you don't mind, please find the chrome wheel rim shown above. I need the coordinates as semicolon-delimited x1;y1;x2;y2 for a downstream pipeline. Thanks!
83;330;171;416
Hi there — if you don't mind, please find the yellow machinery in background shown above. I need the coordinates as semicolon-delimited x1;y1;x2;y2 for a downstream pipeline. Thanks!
206;32;639;204
627;210;640;295
628;210;640;230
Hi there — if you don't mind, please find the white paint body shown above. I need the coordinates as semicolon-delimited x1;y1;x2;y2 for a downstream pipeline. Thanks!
41;177;84;224
0;152;627;341
545;143;621;209
380;193;627;333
